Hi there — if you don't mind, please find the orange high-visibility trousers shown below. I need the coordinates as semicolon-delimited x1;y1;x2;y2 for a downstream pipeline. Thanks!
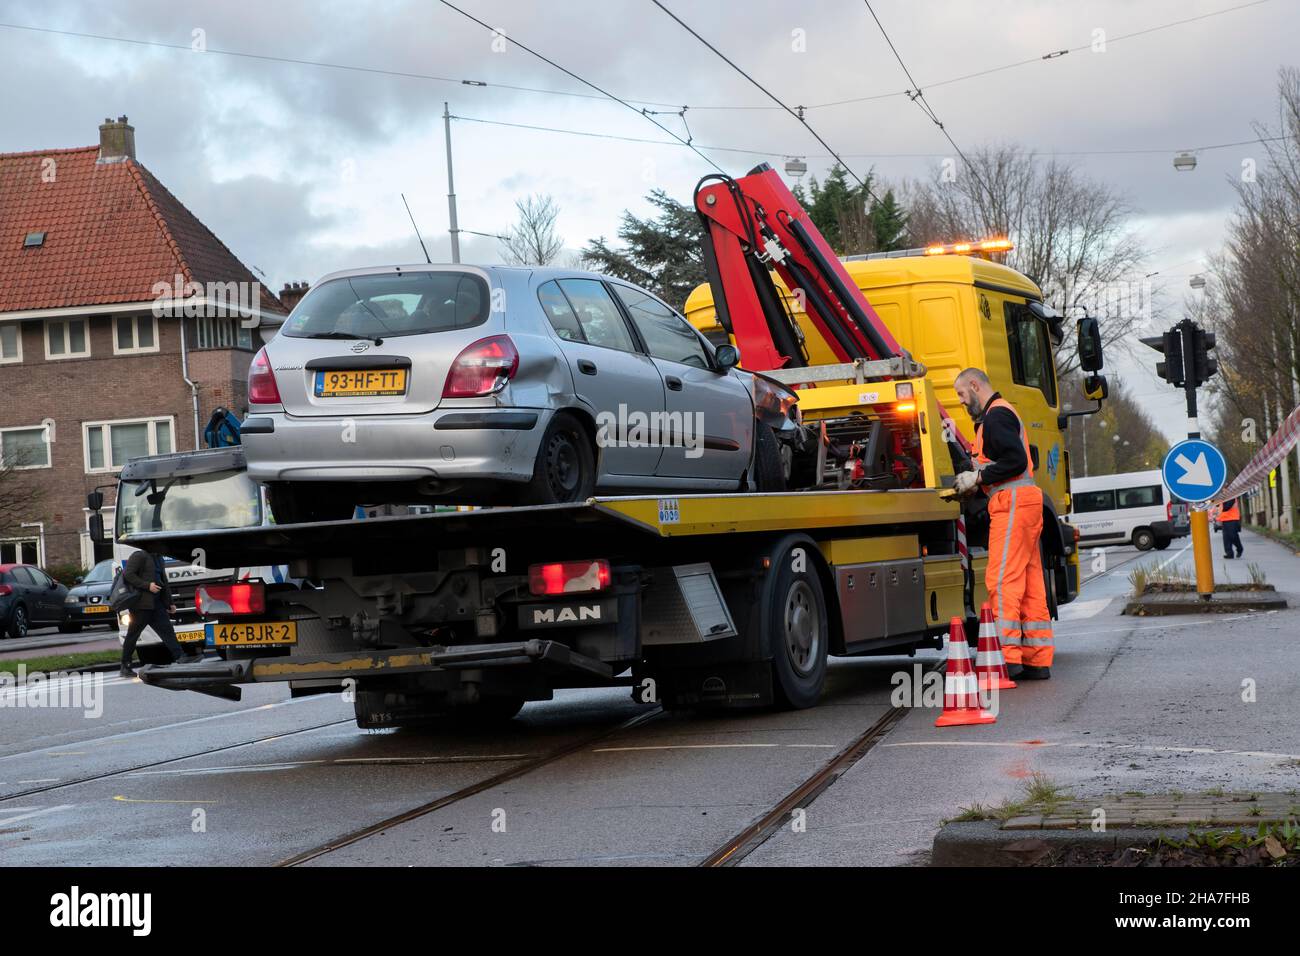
985;482;1054;667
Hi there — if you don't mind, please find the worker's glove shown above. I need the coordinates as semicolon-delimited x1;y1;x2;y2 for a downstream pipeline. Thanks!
953;469;981;496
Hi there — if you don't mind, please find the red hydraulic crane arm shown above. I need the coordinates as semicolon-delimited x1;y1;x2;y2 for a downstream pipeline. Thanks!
693;163;970;453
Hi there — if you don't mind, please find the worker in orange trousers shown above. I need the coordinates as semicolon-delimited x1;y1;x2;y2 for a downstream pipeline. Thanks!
953;368;1054;680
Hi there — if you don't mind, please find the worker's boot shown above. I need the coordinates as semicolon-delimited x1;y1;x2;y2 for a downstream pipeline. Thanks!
1018;665;1051;680
120;664;137;679
1006;663;1024;679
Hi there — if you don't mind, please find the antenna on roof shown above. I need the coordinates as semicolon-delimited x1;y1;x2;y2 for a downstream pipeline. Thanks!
401;193;432;264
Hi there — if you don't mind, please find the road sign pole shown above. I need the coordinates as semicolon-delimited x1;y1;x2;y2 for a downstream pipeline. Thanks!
1190;508;1214;601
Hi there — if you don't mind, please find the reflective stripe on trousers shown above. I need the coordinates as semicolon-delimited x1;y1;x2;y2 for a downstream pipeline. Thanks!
984;483;1054;667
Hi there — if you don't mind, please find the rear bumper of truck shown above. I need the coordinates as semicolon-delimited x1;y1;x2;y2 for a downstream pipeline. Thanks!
137;639;614;698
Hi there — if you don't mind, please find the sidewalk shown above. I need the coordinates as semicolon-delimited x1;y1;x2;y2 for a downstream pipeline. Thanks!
0;630;119;661
745;530;1300;866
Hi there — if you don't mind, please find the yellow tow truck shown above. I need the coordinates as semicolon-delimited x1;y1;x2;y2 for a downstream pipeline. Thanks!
118;164;1106;726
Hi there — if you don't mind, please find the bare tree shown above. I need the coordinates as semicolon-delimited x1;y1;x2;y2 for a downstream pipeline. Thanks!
500;193;564;266
0;458;45;542
904;145;1149;374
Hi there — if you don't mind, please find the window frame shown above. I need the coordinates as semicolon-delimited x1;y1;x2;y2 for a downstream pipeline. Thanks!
44;317;90;360
609;282;713;370
1072;489;1117;514
0;321;22;365
82;416;176;474
192;315;255;352
552;278;641;355
1116;484;1164;510
0;424;53;470
113;314;160;356
1003;302;1058;407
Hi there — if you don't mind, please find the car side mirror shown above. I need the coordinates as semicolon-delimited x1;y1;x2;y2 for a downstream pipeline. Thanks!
1077;317;1104;372
714;344;740;370
87;490;104;512
1084;373;1108;401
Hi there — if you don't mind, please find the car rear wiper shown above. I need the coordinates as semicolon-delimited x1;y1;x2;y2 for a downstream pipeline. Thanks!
303;331;385;345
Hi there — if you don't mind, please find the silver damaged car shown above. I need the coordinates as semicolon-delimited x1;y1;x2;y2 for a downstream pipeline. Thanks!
241;265;796;521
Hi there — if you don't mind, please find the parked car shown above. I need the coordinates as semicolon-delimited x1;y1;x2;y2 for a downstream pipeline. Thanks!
60;558;117;632
241;265;796;521
1067;469;1190;551
0;564;70;638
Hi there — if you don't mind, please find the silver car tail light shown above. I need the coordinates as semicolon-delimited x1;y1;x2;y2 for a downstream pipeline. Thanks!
442;335;520;398
248;348;283;406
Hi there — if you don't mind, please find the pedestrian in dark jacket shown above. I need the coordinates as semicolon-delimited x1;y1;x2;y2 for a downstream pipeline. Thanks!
120;551;196;677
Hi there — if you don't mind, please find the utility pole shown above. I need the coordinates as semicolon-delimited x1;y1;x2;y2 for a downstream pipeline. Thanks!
444;102;460;264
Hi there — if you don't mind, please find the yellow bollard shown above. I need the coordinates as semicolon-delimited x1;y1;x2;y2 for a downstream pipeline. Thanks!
1190;508;1215;601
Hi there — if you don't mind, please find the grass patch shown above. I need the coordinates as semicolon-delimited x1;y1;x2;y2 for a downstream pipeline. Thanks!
1127;563;1194;597
1248;524;1300;552
0;650;120;677
948;772;1074;823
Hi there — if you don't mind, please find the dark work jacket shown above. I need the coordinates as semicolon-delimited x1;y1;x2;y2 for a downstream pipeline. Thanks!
974;392;1030;486
123;551;172;612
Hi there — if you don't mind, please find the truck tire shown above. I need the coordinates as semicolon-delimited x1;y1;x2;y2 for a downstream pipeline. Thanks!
1132;527;1156;551
519;412;595;504
767;551;828;709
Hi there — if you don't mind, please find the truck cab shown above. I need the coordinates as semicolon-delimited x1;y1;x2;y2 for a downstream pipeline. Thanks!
685;248;1084;605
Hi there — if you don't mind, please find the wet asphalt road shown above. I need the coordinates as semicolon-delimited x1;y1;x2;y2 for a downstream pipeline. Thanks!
1;533;1294;866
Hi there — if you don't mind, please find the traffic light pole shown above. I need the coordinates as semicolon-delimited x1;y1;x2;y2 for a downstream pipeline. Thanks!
1178;319;1215;600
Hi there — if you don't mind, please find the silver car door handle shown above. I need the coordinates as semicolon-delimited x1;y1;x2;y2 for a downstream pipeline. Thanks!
665;376;683;391
578;359;597;375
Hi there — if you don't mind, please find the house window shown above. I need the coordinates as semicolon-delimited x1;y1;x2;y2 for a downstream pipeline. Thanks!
0;425;52;469
83;417;174;473
193;316;254;351
45;318;89;359
0;540;39;564
0;323;20;364
114;315;158;354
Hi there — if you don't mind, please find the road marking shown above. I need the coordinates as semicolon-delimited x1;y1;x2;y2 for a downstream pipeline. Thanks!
592;743;836;753
1057;598;1112;621
113;796;219;804
883;740;1300;761
0;804;75;826
1155;542;1192;572
15;778;59;784
125;753;531;777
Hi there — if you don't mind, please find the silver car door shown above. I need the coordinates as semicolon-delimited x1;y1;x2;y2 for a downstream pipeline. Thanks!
545;279;665;478
610;284;753;481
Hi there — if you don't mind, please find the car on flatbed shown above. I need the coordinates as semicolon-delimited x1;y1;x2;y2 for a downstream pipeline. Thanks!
241;265;796;522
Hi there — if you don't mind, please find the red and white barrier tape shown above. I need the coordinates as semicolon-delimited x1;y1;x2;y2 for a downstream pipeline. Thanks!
1213;402;1300;504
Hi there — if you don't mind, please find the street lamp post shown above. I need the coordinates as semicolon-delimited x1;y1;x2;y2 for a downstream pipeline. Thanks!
444;102;461;264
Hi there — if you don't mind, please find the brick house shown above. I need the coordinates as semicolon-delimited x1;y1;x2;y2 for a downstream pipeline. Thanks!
0;117;296;570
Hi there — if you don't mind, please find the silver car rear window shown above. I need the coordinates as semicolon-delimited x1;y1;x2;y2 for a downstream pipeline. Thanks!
281;272;489;339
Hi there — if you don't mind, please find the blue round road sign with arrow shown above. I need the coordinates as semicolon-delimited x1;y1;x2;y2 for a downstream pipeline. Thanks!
1161;438;1227;504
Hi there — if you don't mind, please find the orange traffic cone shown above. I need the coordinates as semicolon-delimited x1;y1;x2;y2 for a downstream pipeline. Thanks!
975;603;1017;692
935;616;997;727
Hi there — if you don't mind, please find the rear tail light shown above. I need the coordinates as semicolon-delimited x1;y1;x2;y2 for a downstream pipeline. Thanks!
248;348;282;406
443;335;520;398
528;559;611;596
196;582;265;615
0;584;11;597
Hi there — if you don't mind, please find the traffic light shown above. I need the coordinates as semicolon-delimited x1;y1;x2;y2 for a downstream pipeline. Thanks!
1140;327;1185;386
1191;327;1218;386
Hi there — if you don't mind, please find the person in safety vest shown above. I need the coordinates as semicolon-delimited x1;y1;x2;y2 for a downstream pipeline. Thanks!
952;368;1053;680
1218;497;1244;559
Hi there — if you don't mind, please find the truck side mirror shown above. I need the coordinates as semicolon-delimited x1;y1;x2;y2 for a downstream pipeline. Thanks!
1077;317;1104;372
88;513;106;545
1084;373;1108;401
714;344;740;370
86;490;104;512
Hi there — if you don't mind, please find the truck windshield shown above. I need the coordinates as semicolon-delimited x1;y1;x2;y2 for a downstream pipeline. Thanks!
279;272;489;340
116;470;263;537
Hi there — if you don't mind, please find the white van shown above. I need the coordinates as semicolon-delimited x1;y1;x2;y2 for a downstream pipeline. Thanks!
1067;469;1190;551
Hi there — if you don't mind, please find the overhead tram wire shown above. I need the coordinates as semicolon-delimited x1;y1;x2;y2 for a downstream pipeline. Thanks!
648;0;881;201
0;0;1275;114
435;0;724;173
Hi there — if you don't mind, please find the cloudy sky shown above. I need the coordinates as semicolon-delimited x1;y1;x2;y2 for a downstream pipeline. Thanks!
2;0;1294;441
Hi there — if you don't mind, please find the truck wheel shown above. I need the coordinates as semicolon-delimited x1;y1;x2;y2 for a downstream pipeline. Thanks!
767;555;828;709
753;423;786;492
1132;527;1156;551
520;412;595;504
1041;540;1058;620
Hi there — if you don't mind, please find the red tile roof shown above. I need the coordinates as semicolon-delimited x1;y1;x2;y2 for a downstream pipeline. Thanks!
0;145;286;315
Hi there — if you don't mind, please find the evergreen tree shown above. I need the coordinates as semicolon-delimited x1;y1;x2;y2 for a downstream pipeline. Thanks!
581;189;707;309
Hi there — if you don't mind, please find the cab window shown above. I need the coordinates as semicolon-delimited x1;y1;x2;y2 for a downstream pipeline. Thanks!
612;285;710;368
1004;303;1058;407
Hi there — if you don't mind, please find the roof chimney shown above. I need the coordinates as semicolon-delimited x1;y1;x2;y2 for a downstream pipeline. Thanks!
279;281;310;312
97;115;136;164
